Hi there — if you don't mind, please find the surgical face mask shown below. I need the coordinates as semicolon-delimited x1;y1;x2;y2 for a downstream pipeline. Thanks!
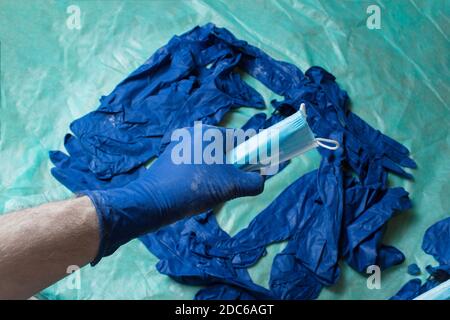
226;103;339;174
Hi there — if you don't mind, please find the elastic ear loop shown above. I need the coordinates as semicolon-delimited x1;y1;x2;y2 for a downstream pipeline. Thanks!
299;103;340;151
315;138;340;150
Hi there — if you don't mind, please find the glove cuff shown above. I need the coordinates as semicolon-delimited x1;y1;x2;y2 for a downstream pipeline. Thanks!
81;190;114;265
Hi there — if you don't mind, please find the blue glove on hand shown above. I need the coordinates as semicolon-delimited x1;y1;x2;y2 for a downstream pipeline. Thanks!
83;126;264;264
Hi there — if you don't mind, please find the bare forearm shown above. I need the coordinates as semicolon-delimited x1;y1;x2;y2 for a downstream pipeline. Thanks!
0;196;99;299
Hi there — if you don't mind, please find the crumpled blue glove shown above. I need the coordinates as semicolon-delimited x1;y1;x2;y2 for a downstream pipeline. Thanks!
83;126;264;264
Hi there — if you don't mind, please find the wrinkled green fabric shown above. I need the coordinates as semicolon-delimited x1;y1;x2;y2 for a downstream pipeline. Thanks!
0;0;448;300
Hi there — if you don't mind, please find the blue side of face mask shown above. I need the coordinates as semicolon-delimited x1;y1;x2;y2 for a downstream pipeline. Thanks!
226;105;338;174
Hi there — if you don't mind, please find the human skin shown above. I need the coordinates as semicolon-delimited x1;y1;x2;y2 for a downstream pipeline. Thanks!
0;196;99;299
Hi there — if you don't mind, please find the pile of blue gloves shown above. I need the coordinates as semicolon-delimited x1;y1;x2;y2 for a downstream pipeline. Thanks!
50;24;417;299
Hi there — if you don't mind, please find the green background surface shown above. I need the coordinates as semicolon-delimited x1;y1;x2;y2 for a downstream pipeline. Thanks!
0;0;448;299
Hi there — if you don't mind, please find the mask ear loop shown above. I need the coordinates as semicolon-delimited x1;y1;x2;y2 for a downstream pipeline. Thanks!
298;103;340;151
315;138;340;150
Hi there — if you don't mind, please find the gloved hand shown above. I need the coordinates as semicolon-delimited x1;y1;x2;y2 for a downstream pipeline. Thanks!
83;126;265;264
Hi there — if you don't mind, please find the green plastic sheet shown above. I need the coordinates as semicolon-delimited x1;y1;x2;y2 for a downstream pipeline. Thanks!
0;0;448;300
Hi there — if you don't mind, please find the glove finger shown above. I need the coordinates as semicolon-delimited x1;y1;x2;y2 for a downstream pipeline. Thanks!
234;171;265;197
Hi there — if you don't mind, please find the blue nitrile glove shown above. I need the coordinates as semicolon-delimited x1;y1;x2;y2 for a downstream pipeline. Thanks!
83;126;265;265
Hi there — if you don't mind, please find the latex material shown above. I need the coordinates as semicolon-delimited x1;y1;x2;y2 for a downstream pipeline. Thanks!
140;170;410;300
83;126;264;264
391;218;450;300
407;264;421;276
0;1;448;300
48;24;268;191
